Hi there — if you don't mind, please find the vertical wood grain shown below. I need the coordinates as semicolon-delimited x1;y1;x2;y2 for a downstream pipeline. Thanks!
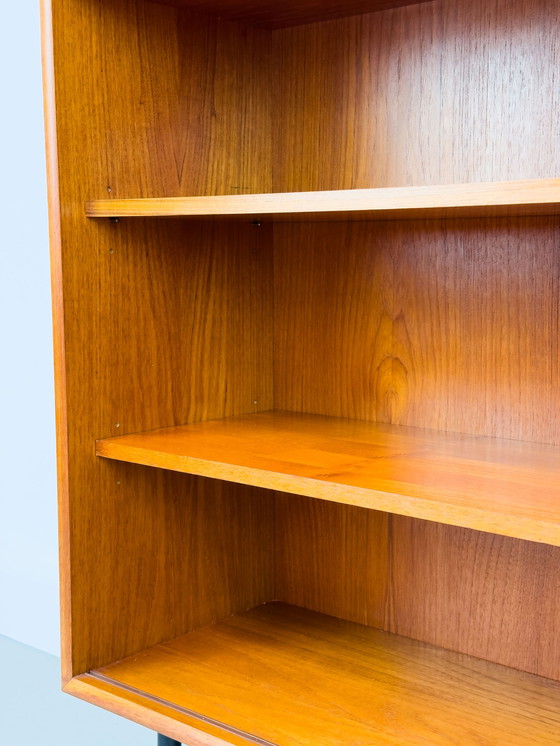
273;213;560;679
275;495;389;628
274;0;560;191
41;0;73;685
274;217;560;444
46;0;560;692
48;0;274;674
389;517;560;680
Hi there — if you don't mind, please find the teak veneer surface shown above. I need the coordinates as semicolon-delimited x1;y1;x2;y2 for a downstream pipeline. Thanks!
43;0;275;676
44;0;560;719
92;603;560;746
274;0;560;192
96;411;560;545
86;179;560;220
150;0;433;29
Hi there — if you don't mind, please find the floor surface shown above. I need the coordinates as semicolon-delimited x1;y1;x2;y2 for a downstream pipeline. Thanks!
0;634;158;745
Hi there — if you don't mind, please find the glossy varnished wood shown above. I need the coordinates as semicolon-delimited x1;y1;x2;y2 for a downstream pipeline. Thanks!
44;0;560;740
86;178;560;220
96;411;560;545
273;216;560;443
91;603;560;745
274;0;560;191
275;503;560;680
43;0;274;676
150;0;434;29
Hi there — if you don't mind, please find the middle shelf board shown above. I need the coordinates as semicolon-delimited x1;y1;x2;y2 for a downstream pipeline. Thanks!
96;411;560;546
85;178;560;221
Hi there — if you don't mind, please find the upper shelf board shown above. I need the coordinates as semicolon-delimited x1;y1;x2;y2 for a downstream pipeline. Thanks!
86;179;560;222
96;411;560;546
150;0;434;29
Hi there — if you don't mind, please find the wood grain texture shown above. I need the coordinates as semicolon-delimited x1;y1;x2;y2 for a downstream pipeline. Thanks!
274;0;560;191
389;517;560;680
86;178;560;220
275;495;389;628
96;411;560;546
65;675;245;746
62;218;274;674
149;0;434;29
94;603;560;745
275;503;560;680
40;0;73;685
46;0;274;676
45;2;560;736
58;0;272;201
274;217;560;444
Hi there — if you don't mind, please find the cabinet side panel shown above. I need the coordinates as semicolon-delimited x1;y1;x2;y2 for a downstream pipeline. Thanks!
274;0;560;190
49;0;274;673
60;218;273;674
41;0;72;683
54;0;272;200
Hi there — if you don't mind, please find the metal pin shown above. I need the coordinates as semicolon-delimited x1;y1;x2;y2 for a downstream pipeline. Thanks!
109;217;119;223
252;220;262;227
114;422;120;428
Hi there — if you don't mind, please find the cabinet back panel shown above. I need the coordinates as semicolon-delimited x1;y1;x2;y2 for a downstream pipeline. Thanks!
274;217;560;444
275;498;560;680
47;0;275;674
274;212;560;680
274;0;560;190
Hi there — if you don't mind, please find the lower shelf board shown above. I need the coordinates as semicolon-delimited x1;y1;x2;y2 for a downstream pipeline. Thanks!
79;603;560;745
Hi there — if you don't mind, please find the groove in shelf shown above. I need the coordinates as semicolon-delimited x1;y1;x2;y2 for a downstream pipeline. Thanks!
79;603;560;746
96;411;560;546
85;178;560;221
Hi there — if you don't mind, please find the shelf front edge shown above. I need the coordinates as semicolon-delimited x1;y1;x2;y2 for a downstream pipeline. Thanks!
85;179;560;220
65;674;258;746
95;431;560;547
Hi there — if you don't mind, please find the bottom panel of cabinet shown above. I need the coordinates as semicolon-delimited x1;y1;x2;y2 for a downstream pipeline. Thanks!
69;602;560;745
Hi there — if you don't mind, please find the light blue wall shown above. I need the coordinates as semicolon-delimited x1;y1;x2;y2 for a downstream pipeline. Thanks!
0;2;59;655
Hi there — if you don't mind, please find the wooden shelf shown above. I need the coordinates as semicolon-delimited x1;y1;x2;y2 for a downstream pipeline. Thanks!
96;411;560;546
149;0;434;29
79;603;560;745
85;179;560;222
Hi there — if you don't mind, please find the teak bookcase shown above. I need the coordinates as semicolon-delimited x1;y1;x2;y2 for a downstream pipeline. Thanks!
42;0;560;743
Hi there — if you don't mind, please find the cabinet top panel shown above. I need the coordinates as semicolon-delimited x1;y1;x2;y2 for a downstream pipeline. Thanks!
152;0;434;28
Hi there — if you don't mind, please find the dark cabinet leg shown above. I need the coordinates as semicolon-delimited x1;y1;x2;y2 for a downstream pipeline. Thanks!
157;734;182;746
